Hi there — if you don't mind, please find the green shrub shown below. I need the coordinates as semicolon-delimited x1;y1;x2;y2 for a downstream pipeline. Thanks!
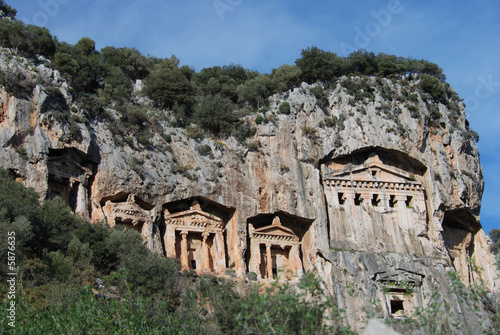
271;64;302;92
231;121;254;143
278;101;291;114
411;110;420;119
47;251;76;282
408;93;419;103
255;114;266;124
302;126;318;140
324;117;337;127
186;125;204;141
420;73;447;103
197;144;212;156
143;61;194;112
235;273;348;334
247;141;260;152
310;85;329;111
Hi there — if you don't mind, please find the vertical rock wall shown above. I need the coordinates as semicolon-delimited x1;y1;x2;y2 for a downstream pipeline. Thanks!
0;53;498;332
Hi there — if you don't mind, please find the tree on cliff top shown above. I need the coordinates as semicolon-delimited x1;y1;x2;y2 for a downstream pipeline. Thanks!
490;229;500;254
0;0;16;19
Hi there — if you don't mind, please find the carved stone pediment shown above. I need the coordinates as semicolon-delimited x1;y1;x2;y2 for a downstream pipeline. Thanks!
324;152;423;186
250;217;300;244
329;162;417;183
372;268;425;286
165;209;224;230
254;225;296;237
104;194;152;226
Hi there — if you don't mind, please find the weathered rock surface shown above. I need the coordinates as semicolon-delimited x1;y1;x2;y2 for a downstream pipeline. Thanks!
0;50;498;333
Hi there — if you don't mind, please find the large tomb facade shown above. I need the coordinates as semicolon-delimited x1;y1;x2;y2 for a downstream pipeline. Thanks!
47;148;94;218
322;149;428;254
163;197;235;274
246;212;314;281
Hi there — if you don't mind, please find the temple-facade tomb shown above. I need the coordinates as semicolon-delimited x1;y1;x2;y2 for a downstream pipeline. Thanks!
247;212;314;281
323;152;426;214
323;151;427;232
163;197;234;274
101;193;160;252
47;148;95;217
102;194;154;231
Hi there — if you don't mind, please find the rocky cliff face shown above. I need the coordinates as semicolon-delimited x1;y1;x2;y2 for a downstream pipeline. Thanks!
1;49;498;332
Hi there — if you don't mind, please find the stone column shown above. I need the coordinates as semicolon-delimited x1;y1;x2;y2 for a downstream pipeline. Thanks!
395;195;407;210
249;240;261;279
202;231;210;273
395;195;409;229
414;194;426;212
324;185;340;207
164;224;177;258
290;244;303;277
344;191;355;207
379;194;390;210
360;192;372;208
214;231;226;273
75;182;88;218
180;231;189;271
266;243;273;280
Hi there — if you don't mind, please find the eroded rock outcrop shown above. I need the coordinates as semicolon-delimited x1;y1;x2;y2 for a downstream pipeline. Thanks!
1;50;498;333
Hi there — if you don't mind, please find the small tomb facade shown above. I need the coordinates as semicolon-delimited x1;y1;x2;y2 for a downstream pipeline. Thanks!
373;269;424;318
247;212;314;281
101;194;159;251
102;194;154;232
163;197;232;274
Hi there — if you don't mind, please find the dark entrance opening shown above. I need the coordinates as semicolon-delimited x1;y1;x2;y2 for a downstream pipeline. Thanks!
390;300;404;315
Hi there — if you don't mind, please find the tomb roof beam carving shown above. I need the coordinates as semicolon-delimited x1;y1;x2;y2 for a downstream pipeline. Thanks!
251;232;299;243
325;179;423;192
174;227;217;234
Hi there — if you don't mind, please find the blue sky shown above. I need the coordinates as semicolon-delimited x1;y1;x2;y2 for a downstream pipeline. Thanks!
9;0;500;234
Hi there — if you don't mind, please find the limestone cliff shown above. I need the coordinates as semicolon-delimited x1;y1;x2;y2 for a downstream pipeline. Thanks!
1;49;498;333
